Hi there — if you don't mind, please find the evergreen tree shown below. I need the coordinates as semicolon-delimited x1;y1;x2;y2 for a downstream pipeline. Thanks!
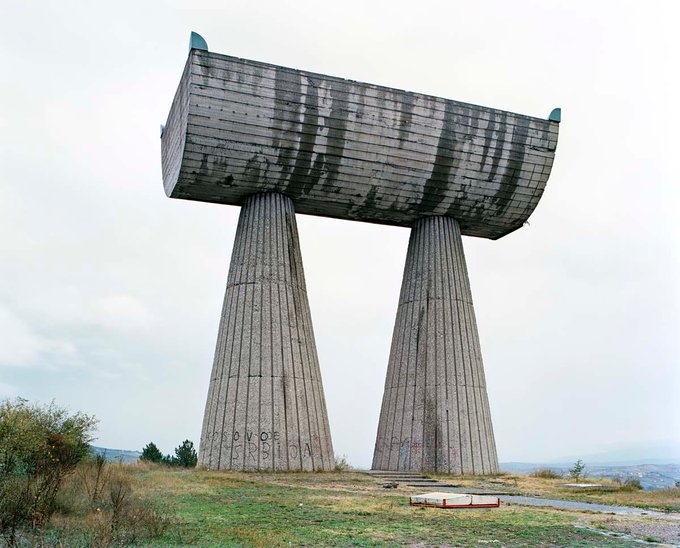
173;440;198;468
569;459;586;480
140;442;164;463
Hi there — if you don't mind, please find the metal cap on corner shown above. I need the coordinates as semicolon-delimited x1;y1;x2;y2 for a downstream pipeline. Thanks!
189;31;208;53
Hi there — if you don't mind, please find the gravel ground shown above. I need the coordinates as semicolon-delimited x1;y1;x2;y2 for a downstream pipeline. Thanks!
582;516;680;546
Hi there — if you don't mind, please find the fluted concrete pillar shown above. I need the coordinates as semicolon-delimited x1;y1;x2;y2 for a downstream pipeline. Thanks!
373;216;499;474
199;192;334;471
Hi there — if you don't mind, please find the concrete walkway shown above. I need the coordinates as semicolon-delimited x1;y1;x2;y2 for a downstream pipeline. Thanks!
497;494;678;519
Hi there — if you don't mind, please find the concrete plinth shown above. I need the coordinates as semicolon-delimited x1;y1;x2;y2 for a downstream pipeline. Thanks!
199;192;334;471
372;216;499;474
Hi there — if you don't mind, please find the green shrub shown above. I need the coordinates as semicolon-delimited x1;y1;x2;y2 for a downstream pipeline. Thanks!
334;454;352;471
620;477;643;491
530;468;560;479
0;398;97;546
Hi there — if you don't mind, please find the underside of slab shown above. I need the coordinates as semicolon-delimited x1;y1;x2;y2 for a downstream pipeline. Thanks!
198;192;334;471
372;216;499;474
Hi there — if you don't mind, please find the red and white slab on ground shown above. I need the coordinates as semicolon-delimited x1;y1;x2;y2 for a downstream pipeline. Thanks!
409;492;500;509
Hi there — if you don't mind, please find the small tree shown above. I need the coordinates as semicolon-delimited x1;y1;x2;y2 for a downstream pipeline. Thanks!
569;459;586;480
173;440;197;468
140;442;164;463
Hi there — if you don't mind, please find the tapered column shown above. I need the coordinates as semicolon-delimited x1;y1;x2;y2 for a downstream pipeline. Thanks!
373;216;499;474
199;192;334;471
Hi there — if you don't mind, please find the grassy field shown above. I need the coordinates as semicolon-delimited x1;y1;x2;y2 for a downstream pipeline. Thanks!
124;468;678;547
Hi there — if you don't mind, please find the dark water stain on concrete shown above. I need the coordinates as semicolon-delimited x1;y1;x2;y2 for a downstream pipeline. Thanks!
243;154;262;185
287;76;324;198
285;215;302;313
492;117;529;216
212;156;234;187
198;155;210;180
355;85;367;121
456;111;498;224
272;68;303;186
352;185;379;218
480;111;496;169
415;305;426;352
452;108;483;213
417;101;461;214
397;93;416;147
251;65;264;83
364;186;379;210
485;111;508;183
423;397;438;472
192;61;211;88
323;82;350;192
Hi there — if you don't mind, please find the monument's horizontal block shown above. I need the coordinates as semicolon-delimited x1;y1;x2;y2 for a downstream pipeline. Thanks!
162;48;559;239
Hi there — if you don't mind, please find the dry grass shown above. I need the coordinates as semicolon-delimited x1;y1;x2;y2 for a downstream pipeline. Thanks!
27;460;169;546
431;472;680;511
129;469;590;545
127;468;679;546
530;467;562;479
25;465;680;545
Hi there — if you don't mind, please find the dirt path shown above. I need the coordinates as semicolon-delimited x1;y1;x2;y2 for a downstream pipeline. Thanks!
498;494;679;519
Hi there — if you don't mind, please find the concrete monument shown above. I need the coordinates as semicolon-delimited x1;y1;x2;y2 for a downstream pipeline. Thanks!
161;32;559;472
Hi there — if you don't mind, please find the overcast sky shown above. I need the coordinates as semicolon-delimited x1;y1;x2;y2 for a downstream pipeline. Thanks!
1;0;678;468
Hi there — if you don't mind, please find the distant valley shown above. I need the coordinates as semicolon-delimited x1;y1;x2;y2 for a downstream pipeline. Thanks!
501;462;680;490
91;446;142;464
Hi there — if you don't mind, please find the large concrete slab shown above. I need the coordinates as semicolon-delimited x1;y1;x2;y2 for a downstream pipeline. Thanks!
161;48;559;239
198;192;334;471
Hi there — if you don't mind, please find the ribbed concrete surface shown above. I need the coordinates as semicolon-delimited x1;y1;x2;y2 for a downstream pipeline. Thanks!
372;216;499;474
198;192;334;471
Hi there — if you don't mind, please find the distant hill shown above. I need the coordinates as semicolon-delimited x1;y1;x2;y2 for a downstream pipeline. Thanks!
89;446;679;490
551;441;680;466
91;446;141;463
500;461;680;490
